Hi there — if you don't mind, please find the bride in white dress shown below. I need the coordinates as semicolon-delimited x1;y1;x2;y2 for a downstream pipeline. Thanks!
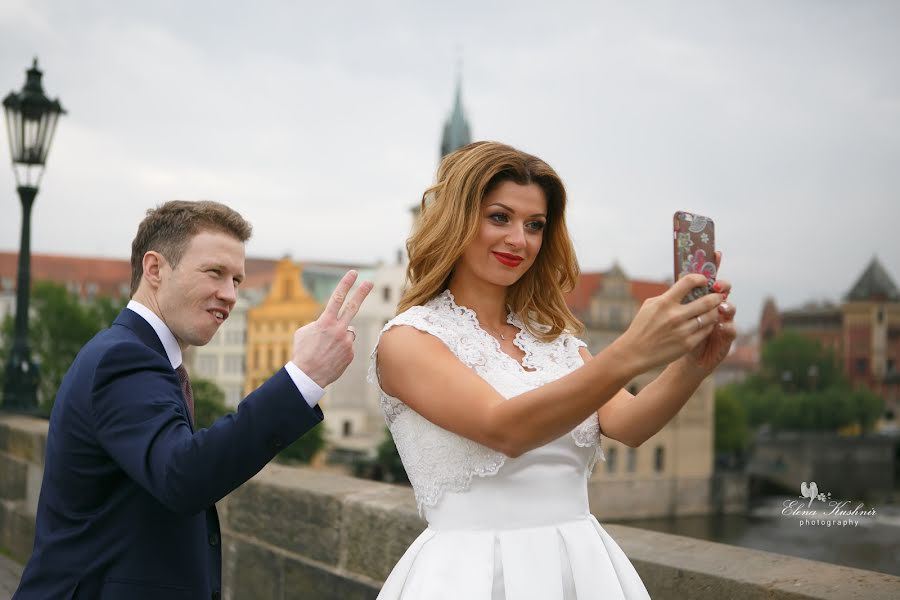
371;141;736;599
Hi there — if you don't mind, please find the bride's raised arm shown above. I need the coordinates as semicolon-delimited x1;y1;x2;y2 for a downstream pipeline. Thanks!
376;272;722;458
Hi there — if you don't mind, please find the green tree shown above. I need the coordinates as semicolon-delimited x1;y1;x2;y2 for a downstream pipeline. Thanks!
275;422;326;464
0;281;125;415
761;331;845;392
191;378;231;429
265;363;327;464
714;385;749;453
726;332;884;434
375;427;409;484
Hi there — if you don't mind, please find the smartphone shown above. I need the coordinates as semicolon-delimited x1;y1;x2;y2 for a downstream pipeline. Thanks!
673;211;716;304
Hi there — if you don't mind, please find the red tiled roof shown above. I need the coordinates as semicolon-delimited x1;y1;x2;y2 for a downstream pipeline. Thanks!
0;251;131;298
565;272;670;315
629;279;670;304
0;252;283;297
242;258;279;289
565;272;603;314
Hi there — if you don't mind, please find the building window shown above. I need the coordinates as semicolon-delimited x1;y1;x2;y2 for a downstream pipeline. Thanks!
654;446;665;473
609;306;623;328
627;447;637;472
225;355;244;374
342;421;352;437
227;385;242;406
605;447;617;474
887;359;895;374
383;286;391;302
198;356;218;376
855;358;868;375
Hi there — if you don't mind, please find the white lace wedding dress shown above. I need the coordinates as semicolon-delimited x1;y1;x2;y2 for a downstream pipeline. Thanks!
369;290;651;599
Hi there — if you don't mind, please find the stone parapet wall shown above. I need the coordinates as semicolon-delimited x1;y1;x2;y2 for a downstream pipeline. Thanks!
0;415;45;565
2;415;898;599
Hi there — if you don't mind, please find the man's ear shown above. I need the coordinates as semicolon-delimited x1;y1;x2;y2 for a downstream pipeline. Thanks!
141;251;166;290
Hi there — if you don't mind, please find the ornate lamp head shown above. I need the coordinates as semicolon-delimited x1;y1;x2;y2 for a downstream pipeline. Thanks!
3;58;65;188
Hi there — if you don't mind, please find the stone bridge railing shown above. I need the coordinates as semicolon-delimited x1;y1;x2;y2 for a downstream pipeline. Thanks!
1;415;897;599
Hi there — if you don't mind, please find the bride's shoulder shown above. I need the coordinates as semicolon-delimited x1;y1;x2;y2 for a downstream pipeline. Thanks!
383;291;459;331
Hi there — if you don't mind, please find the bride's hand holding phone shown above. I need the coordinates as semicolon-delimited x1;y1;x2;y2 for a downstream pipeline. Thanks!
685;250;737;373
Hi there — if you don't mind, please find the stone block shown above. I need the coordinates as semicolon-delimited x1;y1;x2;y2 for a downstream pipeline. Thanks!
340;485;423;582
0;500;35;564
0;454;27;501
0;416;47;465
283;557;378;600
225;537;284;600
608;523;900;600
225;465;385;567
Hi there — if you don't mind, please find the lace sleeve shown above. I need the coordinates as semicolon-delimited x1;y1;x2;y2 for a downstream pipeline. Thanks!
367;305;460;424
366;300;509;514
560;333;606;471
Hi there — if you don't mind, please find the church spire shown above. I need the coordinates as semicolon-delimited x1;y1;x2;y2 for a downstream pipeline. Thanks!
440;67;471;158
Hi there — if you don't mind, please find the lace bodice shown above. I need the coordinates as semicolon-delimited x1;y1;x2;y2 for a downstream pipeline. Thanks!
368;290;605;514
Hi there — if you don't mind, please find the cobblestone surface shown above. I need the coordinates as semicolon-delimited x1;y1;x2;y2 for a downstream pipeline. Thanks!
0;554;22;600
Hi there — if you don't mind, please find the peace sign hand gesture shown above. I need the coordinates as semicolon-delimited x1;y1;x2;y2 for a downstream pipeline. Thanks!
291;270;374;387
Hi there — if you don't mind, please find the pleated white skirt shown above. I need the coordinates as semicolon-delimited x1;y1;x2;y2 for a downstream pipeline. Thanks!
378;515;650;599
376;424;653;600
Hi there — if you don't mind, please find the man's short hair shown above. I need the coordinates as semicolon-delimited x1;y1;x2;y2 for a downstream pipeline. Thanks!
130;200;252;296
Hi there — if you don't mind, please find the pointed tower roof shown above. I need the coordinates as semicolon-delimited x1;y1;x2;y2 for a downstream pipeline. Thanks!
440;73;471;158
606;261;627;279
845;257;900;302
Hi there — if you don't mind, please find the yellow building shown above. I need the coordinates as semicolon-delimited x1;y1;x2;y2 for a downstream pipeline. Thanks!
244;258;322;395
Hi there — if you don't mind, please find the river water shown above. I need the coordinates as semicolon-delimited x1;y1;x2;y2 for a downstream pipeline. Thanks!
614;495;900;577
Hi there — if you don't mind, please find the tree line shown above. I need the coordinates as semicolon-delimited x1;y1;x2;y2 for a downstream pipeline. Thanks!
715;331;883;462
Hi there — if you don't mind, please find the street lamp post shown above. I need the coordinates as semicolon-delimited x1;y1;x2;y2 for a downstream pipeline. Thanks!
2;58;65;412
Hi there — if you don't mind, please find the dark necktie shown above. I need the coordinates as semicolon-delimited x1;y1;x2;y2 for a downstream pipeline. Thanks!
175;364;195;424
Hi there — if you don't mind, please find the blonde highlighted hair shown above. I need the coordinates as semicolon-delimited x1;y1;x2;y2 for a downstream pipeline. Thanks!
398;141;583;340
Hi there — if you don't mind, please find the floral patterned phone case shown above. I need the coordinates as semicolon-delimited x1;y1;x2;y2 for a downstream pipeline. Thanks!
674;211;717;304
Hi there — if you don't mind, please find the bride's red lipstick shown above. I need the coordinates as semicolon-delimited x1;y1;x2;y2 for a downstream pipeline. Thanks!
492;252;524;267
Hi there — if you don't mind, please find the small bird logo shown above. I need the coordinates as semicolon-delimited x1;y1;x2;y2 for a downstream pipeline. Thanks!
800;482;818;507
800;482;832;507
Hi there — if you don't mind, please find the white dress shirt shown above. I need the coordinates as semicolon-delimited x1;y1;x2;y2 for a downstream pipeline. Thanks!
126;300;324;408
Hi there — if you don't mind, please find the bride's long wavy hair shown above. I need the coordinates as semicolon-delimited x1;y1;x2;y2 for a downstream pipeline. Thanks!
398;141;583;340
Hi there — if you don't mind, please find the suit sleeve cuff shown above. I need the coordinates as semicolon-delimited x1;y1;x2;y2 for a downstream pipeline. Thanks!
284;362;325;408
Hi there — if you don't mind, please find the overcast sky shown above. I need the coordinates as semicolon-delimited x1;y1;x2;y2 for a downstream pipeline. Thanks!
1;1;898;331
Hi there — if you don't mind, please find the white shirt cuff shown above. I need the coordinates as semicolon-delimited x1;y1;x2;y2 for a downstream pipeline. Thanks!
284;362;325;408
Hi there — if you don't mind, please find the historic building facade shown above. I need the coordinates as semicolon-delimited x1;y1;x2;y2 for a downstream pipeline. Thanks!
243;259;322;396
760;257;900;431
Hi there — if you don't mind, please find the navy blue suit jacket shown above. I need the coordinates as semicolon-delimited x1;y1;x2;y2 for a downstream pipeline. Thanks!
14;309;324;599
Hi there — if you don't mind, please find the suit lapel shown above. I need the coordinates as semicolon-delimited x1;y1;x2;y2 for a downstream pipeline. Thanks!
112;309;169;361
112;309;196;432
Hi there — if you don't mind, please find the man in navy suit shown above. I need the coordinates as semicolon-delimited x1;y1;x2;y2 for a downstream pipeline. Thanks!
14;200;372;599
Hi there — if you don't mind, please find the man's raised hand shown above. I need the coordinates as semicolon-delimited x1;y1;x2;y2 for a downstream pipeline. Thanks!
291;270;374;388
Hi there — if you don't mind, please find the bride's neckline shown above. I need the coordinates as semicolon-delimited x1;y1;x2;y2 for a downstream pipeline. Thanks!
438;289;537;373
